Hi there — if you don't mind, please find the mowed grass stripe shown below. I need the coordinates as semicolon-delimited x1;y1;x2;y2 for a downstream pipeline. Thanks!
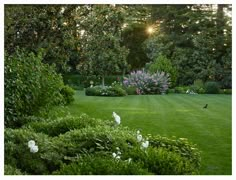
64;91;231;175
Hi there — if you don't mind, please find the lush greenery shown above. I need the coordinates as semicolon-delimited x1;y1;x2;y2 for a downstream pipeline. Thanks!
63;91;231;175
145;5;231;88
5;5;79;72
204;81;220;94
145;54;177;86
4;4;231;175
5;5;231;88
77;5;129;86
121;23;150;70
5;113;200;175
4;49;74;128
85;85;127;97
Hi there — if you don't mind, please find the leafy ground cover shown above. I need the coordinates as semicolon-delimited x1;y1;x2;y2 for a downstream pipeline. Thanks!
63;91;232;175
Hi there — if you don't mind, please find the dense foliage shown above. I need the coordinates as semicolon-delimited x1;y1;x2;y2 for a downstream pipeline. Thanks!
5;4;231;88
77;5;129;86
121;23;150;70
63;74;123;89
5;114;201;175
123;70;170;94
145;54;177;86
145;5;231;88
4;49;73;128
85;83;127;97
4;4;230;175
5;5;79;72
204;81;220;94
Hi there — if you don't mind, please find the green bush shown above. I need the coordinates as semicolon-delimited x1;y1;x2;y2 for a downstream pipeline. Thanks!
5;114;201;175
190;79;205;93
167;88;175;93
198;88;206;94
50;125;138;160
60;85;75;105
204;81;220;94
148;135;201;170
63;74;123;89
174;86;189;93
85;85;126;97
53;155;152;175
219;89;232;94
4;128;56;174
4;49;65;128
125;147;197;175
24;114;111;137
146;54;178;87
5;164;26;175
125;86;137;95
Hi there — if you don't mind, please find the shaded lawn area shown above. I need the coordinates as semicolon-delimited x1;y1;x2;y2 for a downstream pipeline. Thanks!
63;91;232;175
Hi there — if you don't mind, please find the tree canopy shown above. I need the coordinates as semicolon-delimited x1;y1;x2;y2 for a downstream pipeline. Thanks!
5;4;232;88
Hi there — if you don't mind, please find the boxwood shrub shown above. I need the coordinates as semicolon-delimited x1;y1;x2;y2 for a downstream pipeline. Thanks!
204;81;220;94
4;49;68;128
85;85;127;97
53;155;152;175
5;114;201;175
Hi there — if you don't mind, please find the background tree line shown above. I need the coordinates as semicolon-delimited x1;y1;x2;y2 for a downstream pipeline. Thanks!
5;4;232;88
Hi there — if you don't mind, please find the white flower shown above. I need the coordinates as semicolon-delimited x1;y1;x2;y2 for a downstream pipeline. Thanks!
30;145;39;153
28;140;35;148
117;151;122;155
137;130;140;134
137;134;142;142
128;158;132;163
116;155;121;159
112;112;121;125
142;140;149;149
112;152;117;158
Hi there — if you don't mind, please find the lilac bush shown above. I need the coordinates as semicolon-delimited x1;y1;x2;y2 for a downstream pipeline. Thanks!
123;70;170;94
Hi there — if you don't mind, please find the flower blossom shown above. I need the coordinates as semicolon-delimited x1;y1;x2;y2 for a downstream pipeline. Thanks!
28;140;39;153
28;140;36;148
30;145;39;153
141;140;149;149
137;134;142;142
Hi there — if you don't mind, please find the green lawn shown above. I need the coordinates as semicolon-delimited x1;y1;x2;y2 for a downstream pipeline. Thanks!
64;91;232;175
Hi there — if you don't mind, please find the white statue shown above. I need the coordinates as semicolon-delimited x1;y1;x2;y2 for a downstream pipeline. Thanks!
112;112;121;125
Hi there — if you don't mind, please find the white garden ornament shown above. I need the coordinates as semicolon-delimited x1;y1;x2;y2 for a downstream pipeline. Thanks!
112;112;121;125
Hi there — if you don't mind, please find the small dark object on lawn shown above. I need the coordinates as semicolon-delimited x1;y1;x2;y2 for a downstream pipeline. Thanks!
203;104;208;109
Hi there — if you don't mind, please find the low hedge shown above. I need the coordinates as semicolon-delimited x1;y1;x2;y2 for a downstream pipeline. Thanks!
85;85;127;97
5;114;201;175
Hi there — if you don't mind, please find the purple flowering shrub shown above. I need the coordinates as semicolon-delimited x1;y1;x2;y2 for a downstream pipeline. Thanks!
123;70;170;95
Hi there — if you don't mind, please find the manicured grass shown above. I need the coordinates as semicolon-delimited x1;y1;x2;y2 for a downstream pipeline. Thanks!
63;91;232;175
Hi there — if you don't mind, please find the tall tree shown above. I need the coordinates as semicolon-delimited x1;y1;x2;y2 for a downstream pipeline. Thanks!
121;23;150;70
5;5;79;72
145;4;232;87
77;5;129;86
